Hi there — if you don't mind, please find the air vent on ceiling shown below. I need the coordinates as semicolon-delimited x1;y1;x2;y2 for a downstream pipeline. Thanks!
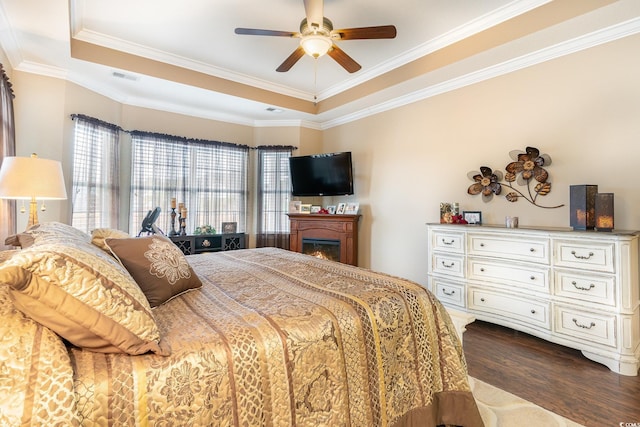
112;71;138;81
266;107;284;113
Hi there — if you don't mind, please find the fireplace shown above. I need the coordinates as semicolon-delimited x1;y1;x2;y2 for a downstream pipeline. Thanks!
302;238;341;262
288;213;361;266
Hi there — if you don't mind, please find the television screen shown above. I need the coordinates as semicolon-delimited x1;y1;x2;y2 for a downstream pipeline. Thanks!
289;152;354;197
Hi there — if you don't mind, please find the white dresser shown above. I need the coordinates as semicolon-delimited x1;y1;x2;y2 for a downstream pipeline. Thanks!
426;223;640;376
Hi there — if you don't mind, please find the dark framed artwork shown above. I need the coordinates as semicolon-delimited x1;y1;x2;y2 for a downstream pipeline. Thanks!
222;222;237;234
463;211;482;225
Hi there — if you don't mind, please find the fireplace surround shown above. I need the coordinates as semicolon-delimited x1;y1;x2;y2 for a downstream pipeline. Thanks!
288;213;361;266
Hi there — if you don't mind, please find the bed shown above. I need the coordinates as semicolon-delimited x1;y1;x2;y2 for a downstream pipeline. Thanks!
0;222;483;426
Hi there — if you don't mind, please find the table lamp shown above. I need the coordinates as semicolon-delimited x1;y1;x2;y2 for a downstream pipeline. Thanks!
0;153;67;228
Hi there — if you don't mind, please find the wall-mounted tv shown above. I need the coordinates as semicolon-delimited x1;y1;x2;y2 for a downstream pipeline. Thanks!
289;152;354;197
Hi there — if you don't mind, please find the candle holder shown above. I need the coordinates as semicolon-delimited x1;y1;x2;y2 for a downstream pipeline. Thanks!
179;215;187;236
169;207;178;236
595;193;614;231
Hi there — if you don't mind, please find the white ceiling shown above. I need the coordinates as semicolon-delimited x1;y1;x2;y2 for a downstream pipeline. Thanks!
1;0;639;128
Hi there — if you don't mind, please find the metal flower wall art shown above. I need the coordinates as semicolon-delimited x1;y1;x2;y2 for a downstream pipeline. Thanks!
467;146;564;209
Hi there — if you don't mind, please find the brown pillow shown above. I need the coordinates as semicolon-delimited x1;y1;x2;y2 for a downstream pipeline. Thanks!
0;240;168;356
106;235;202;307
91;227;131;252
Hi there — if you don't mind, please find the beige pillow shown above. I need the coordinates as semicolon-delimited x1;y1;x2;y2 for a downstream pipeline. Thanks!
91;227;131;252
5;221;90;248
0;239;169;356
106;235;202;307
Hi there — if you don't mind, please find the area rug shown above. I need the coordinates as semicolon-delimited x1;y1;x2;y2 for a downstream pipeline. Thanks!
469;376;585;427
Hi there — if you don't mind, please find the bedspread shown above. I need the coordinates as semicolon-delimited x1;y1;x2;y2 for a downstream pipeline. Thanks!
62;248;481;426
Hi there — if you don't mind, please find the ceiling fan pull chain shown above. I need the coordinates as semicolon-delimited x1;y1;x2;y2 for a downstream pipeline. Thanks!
314;58;318;105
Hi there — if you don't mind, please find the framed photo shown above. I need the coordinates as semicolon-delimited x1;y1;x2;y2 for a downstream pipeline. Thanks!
327;205;336;215
463;211;482;225
344;202;360;215
336;203;346;215
310;205;322;214
222;221;237;233
289;201;302;213
300;204;312;214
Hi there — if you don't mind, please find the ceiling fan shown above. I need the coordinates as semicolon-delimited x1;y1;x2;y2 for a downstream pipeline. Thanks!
234;0;397;73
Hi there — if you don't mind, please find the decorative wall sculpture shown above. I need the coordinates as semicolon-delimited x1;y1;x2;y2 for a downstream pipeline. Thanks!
467;146;564;209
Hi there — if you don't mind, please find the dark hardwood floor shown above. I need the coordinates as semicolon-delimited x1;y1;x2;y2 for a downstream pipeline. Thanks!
463;320;640;427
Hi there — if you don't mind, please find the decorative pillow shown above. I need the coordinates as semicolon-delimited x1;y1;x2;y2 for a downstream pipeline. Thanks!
0;286;79;425
5;221;90;248
105;235;202;307
91;227;131;252
0;239;170;356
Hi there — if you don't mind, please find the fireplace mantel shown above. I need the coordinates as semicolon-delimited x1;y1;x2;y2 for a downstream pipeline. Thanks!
288;213;361;266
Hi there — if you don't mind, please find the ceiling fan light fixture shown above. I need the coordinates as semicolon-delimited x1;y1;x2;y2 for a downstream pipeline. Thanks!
300;35;332;58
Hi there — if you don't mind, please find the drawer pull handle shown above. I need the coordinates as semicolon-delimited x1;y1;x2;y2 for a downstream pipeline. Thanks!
529;248;535;252
530;276;535;280
480;268;485;272
441;261;456;268
530;309;536;314
480;298;485;302
442;288;455;296
571;281;595;291
202;239;211;248
479;243;485;247
441;238;455;245
571;250;594;260
572;318;596;329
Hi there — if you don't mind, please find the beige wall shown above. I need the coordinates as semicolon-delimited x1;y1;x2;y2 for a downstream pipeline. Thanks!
5;32;640;285
323;33;640;284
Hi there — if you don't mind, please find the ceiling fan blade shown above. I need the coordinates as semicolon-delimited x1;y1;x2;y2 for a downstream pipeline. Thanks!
332;25;397;40
303;0;324;28
235;28;298;37
276;46;306;72
327;44;361;73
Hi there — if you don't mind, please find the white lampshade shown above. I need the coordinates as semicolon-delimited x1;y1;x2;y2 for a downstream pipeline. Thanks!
0;154;67;200
300;35;332;58
0;154;67;228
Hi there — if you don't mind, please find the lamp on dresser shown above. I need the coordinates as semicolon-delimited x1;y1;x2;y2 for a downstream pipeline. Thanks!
0;153;67;228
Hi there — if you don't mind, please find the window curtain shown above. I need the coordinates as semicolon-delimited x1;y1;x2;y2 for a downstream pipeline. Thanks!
0;63;15;248
130;131;249;236
70;114;121;234
256;146;295;249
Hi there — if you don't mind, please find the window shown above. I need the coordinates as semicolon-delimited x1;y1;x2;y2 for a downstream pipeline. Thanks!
0;63;15;247
130;132;249;236
256;146;294;248
71;115;121;233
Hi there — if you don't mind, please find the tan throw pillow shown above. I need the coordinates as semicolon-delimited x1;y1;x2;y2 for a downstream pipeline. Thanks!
0;240;169;356
91;227;131;252
5;221;90;249
106;235;202;308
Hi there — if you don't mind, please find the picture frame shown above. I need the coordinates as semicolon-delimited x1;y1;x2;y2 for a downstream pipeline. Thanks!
310;205;322;214
463;211;482;225
336;203;346;215
344;202;360;215
289;201;302;213
221;221;237;234
300;204;312;214
327;205;337;214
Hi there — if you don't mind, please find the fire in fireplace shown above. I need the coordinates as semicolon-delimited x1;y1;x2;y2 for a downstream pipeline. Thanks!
302;238;341;262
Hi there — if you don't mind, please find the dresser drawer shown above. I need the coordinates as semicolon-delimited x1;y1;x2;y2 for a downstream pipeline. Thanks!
554;305;617;348
468;234;549;264
431;230;465;254
554;270;615;306
431;253;465;278
469;288;550;329
468;259;549;292
429;278;465;308
554;239;614;273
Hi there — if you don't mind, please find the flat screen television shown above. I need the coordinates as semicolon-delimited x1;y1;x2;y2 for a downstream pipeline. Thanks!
289;152;354;197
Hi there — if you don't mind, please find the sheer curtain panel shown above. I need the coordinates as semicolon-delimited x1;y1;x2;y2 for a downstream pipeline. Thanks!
256;146;295;249
70;114;121;234
130;132;249;236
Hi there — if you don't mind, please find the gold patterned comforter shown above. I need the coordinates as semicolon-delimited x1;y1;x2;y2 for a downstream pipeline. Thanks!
2;248;483;426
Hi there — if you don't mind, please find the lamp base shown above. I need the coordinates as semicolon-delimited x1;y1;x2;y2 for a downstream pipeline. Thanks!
27;197;38;228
